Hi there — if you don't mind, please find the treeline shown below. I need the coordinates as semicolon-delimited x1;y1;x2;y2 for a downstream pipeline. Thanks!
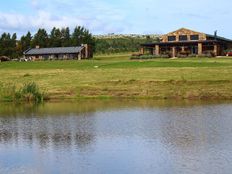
0;26;159;58
0;26;94;58
95;36;158;54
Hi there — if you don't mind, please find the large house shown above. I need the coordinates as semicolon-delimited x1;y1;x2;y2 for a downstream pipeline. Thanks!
140;28;232;57
24;44;93;60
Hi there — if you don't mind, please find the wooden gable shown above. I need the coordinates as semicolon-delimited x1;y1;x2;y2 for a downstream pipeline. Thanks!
161;28;207;42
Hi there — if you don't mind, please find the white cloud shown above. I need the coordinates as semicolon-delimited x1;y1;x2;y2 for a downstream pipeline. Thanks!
0;0;232;38
0;0;128;36
31;0;39;9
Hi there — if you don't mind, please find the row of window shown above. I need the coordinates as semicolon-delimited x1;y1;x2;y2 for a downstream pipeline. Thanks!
168;35;199;41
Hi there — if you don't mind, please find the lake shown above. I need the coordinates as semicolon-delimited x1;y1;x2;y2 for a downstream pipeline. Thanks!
0;100;232;174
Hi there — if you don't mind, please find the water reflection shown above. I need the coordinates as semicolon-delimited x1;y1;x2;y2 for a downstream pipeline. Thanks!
0;111;97;151
0;100;232;174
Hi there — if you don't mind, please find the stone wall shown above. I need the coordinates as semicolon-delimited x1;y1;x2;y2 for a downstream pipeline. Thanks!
161;28;206;42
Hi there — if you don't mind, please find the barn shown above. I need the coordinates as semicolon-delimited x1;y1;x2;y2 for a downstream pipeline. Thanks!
24;44;93;60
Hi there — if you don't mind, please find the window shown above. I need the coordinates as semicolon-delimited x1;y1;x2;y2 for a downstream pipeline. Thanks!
168;36;176;41
190;35;199;40
179;35;188;41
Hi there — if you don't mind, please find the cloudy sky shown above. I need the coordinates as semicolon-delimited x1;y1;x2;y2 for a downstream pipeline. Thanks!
0;0;231;38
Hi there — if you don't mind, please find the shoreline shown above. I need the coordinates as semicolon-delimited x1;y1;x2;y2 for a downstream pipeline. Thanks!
2;79;232;103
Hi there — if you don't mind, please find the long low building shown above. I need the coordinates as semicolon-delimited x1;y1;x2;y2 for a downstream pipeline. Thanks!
24;44;93;60
140;28;232;57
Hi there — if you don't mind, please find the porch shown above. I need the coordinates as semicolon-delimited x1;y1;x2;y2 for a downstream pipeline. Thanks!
140;41;222;57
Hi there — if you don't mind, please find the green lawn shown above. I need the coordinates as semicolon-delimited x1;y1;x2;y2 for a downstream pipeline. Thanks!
1;54;232;101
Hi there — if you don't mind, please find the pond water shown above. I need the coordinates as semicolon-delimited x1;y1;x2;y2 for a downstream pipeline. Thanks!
0;100;232;174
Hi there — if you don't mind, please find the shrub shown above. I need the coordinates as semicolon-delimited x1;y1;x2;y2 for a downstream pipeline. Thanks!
130;54;169;59
16;82;45;103
159;54;170;58
0;82;46;103
198;51;215;58
188;54;197;57
177;54;187;58
198;53;213;58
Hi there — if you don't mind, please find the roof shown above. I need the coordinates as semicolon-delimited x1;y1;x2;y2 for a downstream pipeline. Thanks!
24;46;84;55
205;34;232;42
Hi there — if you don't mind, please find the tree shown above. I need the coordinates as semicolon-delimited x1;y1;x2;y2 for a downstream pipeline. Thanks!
0;33;10;56
11;33;18;58
20;31;32;52
31;28;49;48
61;27;71;47
0;33;18;58
49;27;62;47
72;26;95;48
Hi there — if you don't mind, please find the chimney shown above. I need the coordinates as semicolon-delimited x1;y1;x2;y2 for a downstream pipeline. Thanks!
214;30;217;40
36;45;40;49
82;44;88;58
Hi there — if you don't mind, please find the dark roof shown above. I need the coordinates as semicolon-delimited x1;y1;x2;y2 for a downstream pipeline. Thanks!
206;34;232;42
24;46;84;55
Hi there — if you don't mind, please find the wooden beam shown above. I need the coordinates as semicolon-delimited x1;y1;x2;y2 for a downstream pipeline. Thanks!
214;44;218;56
172;47;176;57
140;47;145;54
198;43;203;55
155;45;160;55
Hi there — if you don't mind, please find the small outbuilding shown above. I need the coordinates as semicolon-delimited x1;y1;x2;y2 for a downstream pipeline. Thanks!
24;44;93;60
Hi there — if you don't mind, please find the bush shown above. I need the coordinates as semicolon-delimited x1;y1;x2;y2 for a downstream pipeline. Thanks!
177;54;187;58
0;82;46;103
159;54;170;58
198;53;213;58
198;51;215;58
16;82;45;103
188;54;197;57
130;54;169;59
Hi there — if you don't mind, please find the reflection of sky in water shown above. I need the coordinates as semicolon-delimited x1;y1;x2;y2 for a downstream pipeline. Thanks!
0;101;232;174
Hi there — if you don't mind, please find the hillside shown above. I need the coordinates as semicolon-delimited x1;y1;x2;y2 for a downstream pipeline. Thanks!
94;34;160;54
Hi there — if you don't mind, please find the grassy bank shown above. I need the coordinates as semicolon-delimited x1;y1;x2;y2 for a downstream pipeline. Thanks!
1;54;232;101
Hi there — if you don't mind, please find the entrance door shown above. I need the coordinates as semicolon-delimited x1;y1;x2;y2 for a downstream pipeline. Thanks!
191;46;198;54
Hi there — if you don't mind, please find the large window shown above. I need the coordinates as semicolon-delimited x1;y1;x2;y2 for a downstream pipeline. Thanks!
190;35;199;41
179;35;188;41
168;36;176;41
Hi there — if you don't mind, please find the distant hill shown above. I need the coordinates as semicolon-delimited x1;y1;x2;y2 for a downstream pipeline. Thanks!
94;33;160;39
94;34;160;54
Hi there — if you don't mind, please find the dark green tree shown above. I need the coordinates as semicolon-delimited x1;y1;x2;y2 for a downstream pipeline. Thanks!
11;33;18;58
72;26;95;48
61;27;71;47
0;32;18;58
20;31;32;52
31;28;49;48
49;27;62;47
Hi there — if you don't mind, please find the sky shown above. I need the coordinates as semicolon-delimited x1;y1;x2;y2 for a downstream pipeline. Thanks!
0;0;231;38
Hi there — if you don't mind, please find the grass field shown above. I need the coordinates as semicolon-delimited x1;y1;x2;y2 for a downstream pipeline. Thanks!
1;54;232;101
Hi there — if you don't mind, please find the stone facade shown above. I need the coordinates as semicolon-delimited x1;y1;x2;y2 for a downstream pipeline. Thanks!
161;28;206;42
140;28;232;58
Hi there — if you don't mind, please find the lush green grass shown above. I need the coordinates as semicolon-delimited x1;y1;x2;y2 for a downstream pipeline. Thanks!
1;54;232;101
1;57;232;70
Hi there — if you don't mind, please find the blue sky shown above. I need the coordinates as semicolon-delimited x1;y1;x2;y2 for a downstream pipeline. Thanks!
0;0;231;38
